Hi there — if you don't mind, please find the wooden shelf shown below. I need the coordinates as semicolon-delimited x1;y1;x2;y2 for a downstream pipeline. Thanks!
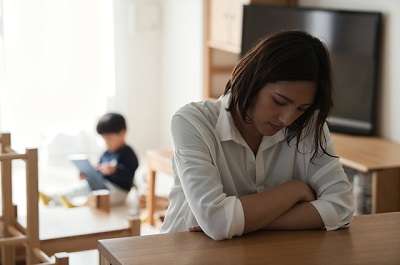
207;40;241;54
331;133;400;214
210;67;235;74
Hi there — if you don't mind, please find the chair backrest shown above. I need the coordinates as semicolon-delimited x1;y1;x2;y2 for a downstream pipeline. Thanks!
0;133;68;265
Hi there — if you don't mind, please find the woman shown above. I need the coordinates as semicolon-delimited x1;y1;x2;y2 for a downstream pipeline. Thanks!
161;30;354;240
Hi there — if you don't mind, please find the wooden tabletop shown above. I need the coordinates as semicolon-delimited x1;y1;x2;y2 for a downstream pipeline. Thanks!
98;212;400;265
331;133;400;172
146;149;173;175
19;207;130;240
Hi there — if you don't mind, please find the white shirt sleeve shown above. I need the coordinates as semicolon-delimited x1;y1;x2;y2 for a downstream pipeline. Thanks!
171;114;245;240
307;128;355;230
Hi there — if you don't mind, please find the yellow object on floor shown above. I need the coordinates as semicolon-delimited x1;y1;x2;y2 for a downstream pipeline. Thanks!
39;191;52;206
59;195;77;208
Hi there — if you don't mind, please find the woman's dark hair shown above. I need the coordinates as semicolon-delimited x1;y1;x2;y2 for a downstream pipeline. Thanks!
224;30;334;159
96;113;127;134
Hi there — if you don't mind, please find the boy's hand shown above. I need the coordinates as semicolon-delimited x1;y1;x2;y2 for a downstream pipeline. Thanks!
96;163;117;176
79;173;86;180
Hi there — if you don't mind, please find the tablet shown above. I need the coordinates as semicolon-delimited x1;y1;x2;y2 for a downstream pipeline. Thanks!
68;154;96;175
68;154;108;190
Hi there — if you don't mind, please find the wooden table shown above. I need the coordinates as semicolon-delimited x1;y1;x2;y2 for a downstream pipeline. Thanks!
331;133;400;213
146;149;173;225
98;212;400;265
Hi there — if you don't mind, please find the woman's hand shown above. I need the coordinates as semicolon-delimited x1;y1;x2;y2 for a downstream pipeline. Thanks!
188;226;203;232
296;180;317;202
285;179;316;202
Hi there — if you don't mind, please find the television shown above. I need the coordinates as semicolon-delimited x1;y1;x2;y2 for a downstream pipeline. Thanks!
242;5;382;135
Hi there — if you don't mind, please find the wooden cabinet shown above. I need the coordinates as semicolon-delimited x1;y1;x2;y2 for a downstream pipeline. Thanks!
209;0;229;49
209;0;248;53
204;0;297;99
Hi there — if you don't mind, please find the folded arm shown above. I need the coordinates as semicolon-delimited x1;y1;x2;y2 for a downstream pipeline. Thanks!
240;180;323;234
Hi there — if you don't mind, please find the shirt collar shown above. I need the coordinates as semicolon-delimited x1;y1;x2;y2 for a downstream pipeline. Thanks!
215;93;244;144
215;92;286;151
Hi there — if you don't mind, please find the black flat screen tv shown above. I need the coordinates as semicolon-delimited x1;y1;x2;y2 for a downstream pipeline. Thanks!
242;5;382;135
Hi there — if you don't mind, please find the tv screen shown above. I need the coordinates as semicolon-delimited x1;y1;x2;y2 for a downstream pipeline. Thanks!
242;5;381;135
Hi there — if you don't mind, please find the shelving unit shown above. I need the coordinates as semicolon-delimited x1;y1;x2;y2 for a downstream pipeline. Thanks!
203;0;297;99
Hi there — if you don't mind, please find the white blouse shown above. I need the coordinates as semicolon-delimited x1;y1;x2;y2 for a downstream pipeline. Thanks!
160;93;354;240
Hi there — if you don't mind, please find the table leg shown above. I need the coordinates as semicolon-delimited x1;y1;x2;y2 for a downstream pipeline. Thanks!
147;169;156;226
99;253;111;265
371;168;400;213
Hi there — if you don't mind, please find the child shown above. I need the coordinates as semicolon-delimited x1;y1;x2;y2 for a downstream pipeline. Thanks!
40;113;139;207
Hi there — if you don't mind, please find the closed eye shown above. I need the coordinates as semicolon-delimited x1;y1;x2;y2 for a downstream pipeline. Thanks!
298;106;310;112
273;97;286;106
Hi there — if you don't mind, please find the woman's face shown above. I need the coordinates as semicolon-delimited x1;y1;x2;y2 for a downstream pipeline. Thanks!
248;81;317;136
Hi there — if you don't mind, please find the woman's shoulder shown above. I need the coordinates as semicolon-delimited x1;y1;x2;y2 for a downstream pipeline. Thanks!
173;98;222;128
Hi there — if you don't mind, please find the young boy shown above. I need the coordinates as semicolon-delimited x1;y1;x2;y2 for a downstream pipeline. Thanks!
40;113;139;207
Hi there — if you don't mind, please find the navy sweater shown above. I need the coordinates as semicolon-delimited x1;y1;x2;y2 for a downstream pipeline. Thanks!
99;145;138;191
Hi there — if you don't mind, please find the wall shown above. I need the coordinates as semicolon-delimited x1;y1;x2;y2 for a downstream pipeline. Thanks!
111;0;204;155
158;0;204;148
298;0;400;143
111;0;162;158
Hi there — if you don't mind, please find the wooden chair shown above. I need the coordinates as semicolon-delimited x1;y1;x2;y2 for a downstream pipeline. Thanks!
0;133;68;264
1;133;140;264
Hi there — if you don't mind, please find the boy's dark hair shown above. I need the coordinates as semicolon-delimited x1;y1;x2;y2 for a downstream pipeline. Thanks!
96;113;127;134
224;30;334;160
